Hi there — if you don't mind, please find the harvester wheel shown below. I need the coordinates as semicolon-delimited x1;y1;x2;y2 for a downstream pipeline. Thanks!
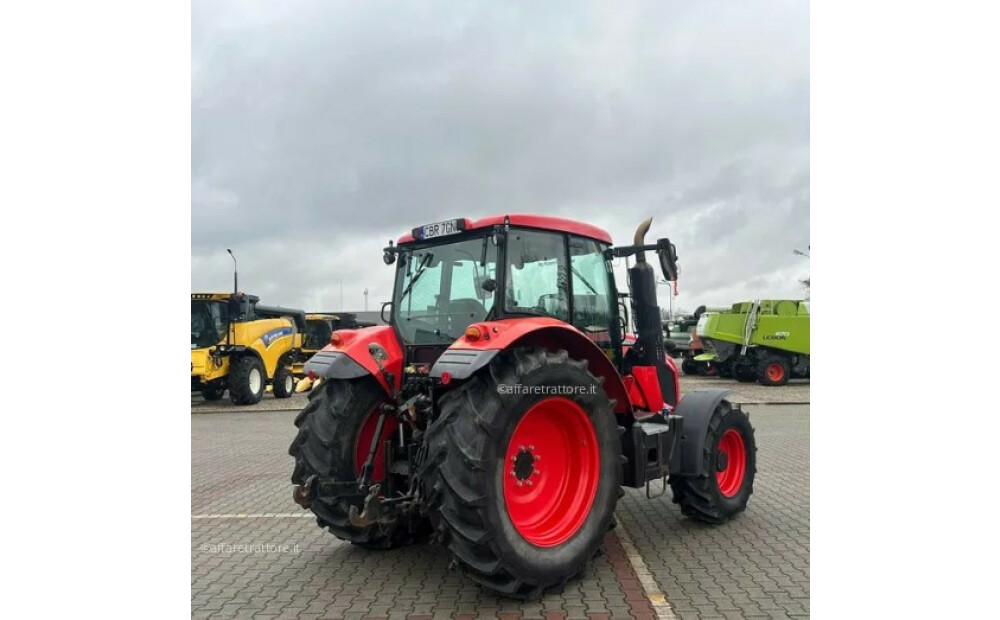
201;382;225;401
681;357;699;375
288;378;426;548
733;363;756;383
273;366;295;399
229;356;265;405
420;348;621;599
669;400;756;524
757;353;790;386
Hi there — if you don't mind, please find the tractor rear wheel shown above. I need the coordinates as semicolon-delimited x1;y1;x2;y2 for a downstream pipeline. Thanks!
289;378;425;548
201;381;225;401
757;353;790;386
229;356;265;405
669;400;756;524
273;366;295;398
420;348;621;599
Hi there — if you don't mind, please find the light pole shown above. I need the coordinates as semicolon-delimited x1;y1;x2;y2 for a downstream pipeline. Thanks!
226;248;238;294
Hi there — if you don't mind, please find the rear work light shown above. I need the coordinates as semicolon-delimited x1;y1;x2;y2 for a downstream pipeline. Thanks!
465;326;483;341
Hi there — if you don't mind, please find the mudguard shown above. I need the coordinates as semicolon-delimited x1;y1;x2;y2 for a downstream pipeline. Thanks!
673;388;734;476
430;317;632;414
302;325;403;396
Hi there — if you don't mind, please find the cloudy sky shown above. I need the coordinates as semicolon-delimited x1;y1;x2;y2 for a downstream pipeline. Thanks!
193;0;809;315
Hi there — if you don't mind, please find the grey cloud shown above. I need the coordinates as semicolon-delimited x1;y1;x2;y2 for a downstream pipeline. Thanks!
193;0;809;312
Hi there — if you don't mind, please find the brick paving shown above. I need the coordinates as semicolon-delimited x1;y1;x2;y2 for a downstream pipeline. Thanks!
192;404;809;618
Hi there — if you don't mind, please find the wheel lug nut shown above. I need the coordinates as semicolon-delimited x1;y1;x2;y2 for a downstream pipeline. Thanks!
510;471;516;476
526;480;532;486
529;445;535;451
517;481;523;487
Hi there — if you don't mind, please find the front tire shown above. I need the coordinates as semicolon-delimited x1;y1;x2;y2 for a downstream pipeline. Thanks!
669;400;756;524
420;348;621;599
733;362;757;383
273;366;295;398
229;356;265;405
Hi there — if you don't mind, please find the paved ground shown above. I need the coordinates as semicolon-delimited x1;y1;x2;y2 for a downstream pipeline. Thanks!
192;401;808;619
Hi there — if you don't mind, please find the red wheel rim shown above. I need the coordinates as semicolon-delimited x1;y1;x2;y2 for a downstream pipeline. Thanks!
715;429;747;497
354;407;398;482
503;397;599;548
766;363;785;382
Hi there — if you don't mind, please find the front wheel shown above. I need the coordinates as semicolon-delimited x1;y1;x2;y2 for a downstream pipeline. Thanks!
669;401;756;523
420;348;621;598
229;356;265;405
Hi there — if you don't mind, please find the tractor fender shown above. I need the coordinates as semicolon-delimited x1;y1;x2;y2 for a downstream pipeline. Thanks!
430;318;631;414
673;388;734;476
302;325;402;396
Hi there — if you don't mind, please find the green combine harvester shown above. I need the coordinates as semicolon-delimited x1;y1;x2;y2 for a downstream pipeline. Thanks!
694;299;810;386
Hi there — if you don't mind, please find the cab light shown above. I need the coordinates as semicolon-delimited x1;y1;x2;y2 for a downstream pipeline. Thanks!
465;326;482;341
440;371;452;385
330;333;342;346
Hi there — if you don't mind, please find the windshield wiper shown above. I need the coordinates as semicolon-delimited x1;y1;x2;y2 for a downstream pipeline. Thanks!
572;266;599;295
398;253;433;304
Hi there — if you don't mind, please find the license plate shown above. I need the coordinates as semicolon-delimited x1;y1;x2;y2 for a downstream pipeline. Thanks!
415;218;465;240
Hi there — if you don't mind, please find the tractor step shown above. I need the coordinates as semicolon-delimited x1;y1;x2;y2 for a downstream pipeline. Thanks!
622;414;684;490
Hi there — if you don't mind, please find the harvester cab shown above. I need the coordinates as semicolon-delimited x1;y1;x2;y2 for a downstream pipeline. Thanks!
290;215;756;598
191;291;306;405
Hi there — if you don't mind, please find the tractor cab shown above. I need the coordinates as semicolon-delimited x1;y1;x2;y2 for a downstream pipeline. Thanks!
381;215;678;407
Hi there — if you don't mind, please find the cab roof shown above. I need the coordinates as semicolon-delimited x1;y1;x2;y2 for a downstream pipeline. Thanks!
397;214;613;245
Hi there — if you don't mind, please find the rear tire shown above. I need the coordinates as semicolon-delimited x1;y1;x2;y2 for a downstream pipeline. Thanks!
229;356;265;405
273;366;295;398
669;401;756;524
757;353;790;386
289;378;425;548
420;348;621;599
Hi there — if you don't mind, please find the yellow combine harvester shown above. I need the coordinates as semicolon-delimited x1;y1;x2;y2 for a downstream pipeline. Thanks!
191;292;307;404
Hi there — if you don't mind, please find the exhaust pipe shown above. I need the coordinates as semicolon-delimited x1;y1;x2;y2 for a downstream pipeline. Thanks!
628;218;665;368
633;217;653;263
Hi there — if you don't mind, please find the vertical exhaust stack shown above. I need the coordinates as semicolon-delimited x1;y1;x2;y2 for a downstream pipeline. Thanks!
628;218;667;369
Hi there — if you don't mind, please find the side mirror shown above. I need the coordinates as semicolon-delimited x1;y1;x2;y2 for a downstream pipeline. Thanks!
227;297;242;320
380;301;393;324
383;240;396;265
656;238;679;283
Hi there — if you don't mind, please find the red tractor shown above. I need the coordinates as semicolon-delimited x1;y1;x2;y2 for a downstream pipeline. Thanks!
290;215;756;598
